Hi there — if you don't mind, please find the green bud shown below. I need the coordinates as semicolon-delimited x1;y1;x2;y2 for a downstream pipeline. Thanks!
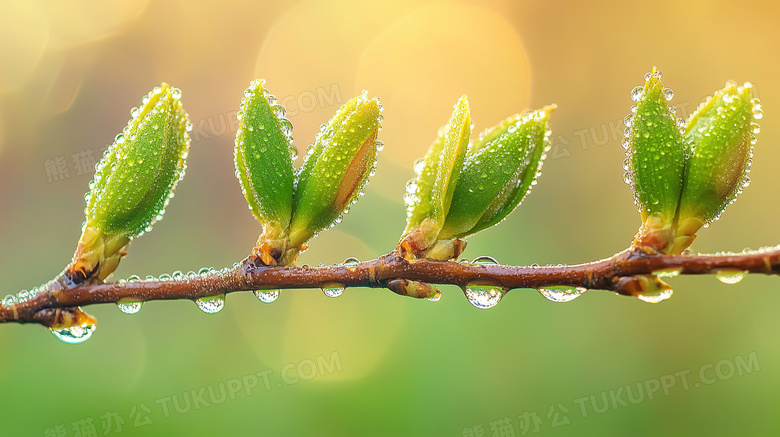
87;83;191;237
439;105;554;239
288;91;382;249
624;67;686;227
676;82;759;240
234;79;296;263
402;96;471;246
74;83;191;282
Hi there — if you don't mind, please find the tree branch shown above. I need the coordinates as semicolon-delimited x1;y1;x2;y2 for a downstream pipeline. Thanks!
3;245;779;328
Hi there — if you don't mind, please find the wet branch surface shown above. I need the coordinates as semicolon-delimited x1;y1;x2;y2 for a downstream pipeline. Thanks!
2;245;780;328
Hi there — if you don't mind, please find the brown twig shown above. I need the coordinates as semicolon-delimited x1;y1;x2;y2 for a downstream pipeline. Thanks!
2;245;779;328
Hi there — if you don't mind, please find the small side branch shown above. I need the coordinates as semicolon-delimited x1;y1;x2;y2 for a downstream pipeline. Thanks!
2;246;779;327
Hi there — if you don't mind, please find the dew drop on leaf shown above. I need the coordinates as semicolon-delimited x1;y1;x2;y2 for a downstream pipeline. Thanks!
631;86;645;102
413;159;425;175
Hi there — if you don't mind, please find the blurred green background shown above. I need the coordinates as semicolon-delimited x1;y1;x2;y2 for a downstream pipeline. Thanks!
1;0;778;435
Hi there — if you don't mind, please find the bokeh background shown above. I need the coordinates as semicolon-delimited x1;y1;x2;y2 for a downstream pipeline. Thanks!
1;0;778;435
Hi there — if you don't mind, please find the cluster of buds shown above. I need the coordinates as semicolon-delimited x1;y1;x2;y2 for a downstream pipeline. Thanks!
622;67;761;300
234;81;383;267
394;96;555;299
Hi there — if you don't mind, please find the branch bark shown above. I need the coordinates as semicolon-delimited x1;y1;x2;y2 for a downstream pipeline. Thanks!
2;245;779;328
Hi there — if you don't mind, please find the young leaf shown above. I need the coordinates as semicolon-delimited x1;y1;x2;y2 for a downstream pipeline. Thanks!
675;82;759;243
287;91;382;249
402;96;471;245
624;67;686;226
234;79;296;264
439;105;554;239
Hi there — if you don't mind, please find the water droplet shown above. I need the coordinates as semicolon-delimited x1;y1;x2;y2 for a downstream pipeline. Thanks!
413;159;426;174
158;273;171;281
472;255;498;265
463;284;505;309
652;268;681;278
279;118;294;138
537;286;586;303
375;140;384;151
636;289;673;303
322;285;344;298
17;290;30;302
662;88;674;101
50;324;96;344
196;295;225;314
752;107;763;120
631;86;645;102
715;270;747;285
254;290;280;303
117;300;142;315
342;257;360;269
426;287;442;302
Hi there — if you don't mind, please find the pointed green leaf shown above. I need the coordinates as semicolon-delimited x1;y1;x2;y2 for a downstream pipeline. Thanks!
288;91;382;248
403;96;471;237
439;105;554;239
234;79;296;231
624;67;686;225
86;83;191;238
677;81;759;231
